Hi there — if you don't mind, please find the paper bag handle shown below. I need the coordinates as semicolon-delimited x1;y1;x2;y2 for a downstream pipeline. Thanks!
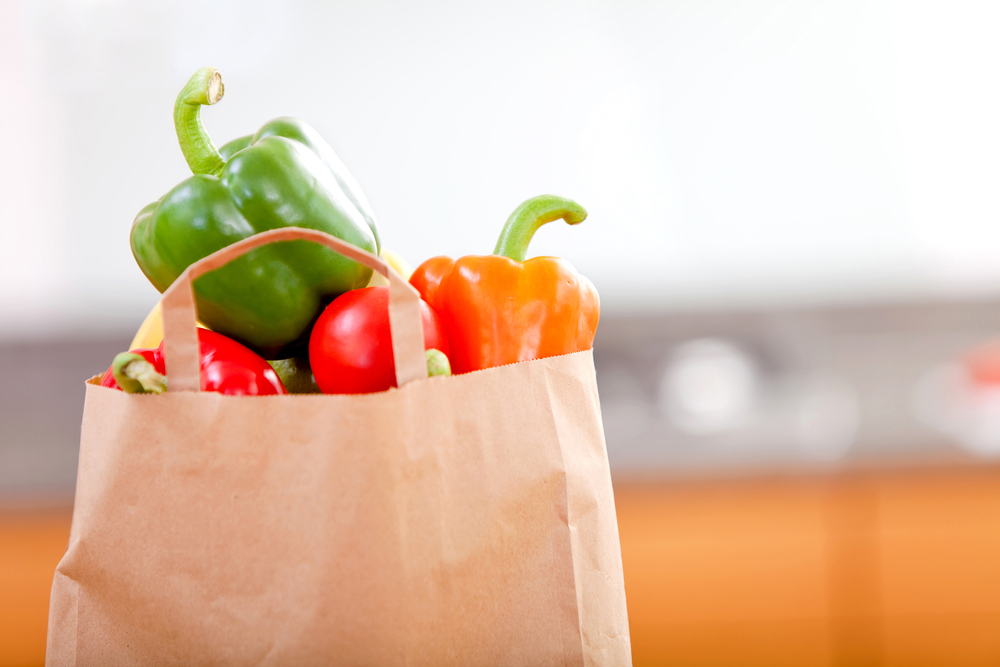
159;228;429;392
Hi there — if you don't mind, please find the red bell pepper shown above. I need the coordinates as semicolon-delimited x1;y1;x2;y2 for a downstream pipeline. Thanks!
99;329;286;396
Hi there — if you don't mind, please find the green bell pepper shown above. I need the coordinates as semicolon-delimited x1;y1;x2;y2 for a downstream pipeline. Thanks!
130;66;380;359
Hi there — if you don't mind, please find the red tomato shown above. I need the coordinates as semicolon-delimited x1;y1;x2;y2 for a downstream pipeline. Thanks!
309;286;449;394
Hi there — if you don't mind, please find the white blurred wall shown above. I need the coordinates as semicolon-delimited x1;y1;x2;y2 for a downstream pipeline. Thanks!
1;0;999;340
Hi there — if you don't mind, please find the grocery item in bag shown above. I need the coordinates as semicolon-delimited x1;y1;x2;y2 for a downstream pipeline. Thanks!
46;228;632;666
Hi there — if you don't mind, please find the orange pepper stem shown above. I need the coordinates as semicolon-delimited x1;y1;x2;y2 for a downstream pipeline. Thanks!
492;195;588;262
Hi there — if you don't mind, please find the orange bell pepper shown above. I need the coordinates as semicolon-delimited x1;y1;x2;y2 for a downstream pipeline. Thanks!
409;195;599;374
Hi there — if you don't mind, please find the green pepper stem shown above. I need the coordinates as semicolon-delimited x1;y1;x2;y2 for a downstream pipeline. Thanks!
174;66;226;177
425;349;452;377
492;195;588;262
112;353;167;394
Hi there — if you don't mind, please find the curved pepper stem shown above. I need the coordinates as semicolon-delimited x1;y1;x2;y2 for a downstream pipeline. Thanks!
112;353;167;394
174;66;226;177
492;195;588;262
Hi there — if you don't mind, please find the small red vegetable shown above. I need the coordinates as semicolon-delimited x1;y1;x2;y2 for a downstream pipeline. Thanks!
99;329;286;396
309;286;449;394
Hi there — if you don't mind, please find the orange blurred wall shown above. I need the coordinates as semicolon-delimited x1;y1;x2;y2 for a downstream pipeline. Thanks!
0;511;71;667
619;466;1000;666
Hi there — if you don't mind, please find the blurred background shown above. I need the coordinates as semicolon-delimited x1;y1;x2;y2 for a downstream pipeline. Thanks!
3;0;1000;664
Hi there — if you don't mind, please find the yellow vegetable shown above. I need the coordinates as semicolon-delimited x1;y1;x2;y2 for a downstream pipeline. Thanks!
367;249;413;287
130;302;165;350
130;302;208;350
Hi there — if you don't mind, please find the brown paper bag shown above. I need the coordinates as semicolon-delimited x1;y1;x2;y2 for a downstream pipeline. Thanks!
46;228;632;666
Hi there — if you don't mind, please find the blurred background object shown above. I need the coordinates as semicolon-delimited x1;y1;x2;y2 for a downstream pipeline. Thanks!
4;0;1000;665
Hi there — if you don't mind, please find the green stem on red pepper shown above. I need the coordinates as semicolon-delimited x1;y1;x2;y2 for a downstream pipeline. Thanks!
111;352;168;394
174;66;226;177
492;195;588;262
